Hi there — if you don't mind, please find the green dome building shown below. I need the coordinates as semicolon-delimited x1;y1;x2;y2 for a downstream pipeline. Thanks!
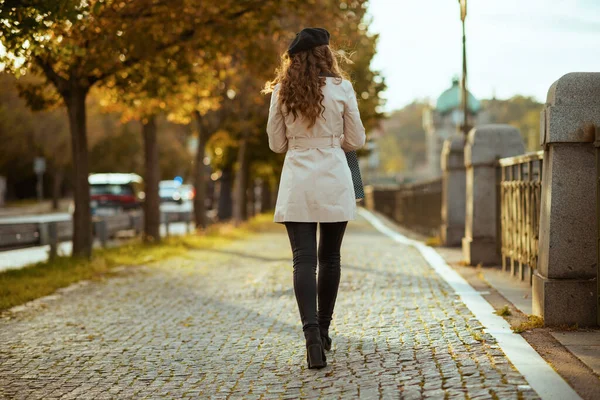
436;78;481;115
422;78;483;178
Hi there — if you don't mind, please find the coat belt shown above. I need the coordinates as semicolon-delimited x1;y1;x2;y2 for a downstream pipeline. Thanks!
289;135;344;149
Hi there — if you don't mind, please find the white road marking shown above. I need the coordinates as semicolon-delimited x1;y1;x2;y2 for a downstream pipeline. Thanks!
358;208;581;400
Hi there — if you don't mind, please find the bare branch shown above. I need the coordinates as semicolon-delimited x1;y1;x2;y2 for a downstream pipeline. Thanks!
34;55;69;92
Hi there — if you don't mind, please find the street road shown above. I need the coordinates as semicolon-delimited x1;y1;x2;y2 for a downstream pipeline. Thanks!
0;212;192;272
0;213;71;224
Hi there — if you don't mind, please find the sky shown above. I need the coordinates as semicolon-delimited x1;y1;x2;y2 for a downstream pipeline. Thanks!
367;0;600;111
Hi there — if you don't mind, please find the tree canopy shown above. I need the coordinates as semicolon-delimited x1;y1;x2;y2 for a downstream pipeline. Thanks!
0;0;386;255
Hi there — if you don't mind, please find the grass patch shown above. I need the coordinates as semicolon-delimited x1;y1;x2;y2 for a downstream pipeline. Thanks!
425;236;441;247
495;305;512;317
0;213;276;312
4;199;41;208
512;315;544;333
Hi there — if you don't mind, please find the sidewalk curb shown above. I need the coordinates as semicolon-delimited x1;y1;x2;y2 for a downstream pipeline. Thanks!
359;208;581;400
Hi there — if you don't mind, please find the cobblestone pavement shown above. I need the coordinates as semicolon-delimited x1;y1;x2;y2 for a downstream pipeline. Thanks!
0;216;540;399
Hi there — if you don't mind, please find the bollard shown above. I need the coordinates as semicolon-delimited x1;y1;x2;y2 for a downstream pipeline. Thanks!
47;222;58;260
38;222;50;246
39;222;58;260
165;214;170;237
129;214;142;235
364;186;374;211
94;219;108;248
185;212;193;234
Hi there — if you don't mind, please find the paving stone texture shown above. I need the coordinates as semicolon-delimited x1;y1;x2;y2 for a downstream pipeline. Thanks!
0;216;540;399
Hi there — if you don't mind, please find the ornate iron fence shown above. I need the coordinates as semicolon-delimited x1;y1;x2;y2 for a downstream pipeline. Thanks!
365;178;442;237
497;151;543;283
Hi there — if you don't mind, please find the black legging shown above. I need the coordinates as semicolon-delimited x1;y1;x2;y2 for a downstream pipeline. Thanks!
284;222;348;332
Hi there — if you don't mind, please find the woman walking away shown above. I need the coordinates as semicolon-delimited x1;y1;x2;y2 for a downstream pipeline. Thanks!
263;27;366;369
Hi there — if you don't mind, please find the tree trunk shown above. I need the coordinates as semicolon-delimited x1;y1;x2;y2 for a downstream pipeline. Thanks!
142;115;161;242
64;86;92;258
193;111;209;229
218;165;233;221
51;168;64;211
233;135;250;224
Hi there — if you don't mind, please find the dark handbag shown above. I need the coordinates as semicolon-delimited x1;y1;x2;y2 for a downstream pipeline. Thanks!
345;151;365;200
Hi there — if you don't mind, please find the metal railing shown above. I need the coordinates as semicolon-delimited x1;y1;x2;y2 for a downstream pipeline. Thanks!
365;178;442;237
497;151;544;283
0;211;194;254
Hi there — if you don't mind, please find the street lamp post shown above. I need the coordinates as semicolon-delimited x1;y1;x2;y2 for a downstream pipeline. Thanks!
458;0;470;136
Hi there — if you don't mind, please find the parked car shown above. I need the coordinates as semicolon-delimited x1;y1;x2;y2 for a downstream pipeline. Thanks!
159;180;194;212
179;184;195;202
88;173;144;215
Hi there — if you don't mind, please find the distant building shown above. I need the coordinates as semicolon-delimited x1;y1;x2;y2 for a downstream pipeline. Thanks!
422;77;484;178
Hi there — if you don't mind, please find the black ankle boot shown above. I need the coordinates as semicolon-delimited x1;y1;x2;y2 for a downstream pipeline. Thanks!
304;327;327;369
319;326;332;351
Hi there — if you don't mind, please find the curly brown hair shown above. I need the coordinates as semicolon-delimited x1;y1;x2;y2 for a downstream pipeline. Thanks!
263;45;351;128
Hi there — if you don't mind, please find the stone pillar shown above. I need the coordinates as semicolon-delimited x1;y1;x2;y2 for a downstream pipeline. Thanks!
533;72;600;327
440;134;466;246
463;125;525;266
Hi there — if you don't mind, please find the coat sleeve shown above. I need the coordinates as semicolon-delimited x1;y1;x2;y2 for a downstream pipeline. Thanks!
266;85;288;154
341;81;367;152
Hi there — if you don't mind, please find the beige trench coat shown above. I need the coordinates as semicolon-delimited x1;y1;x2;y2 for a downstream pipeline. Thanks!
267;78;366;223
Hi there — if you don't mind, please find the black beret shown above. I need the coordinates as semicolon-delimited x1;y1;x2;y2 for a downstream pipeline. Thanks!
288;28;330;56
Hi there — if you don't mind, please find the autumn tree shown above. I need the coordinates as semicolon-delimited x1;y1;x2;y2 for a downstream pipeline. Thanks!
481;96;542;151
167;0;388;225
206;129;238;220
166;60;234;229
98;52;195;242
223;0;386;222
0;0;320;256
